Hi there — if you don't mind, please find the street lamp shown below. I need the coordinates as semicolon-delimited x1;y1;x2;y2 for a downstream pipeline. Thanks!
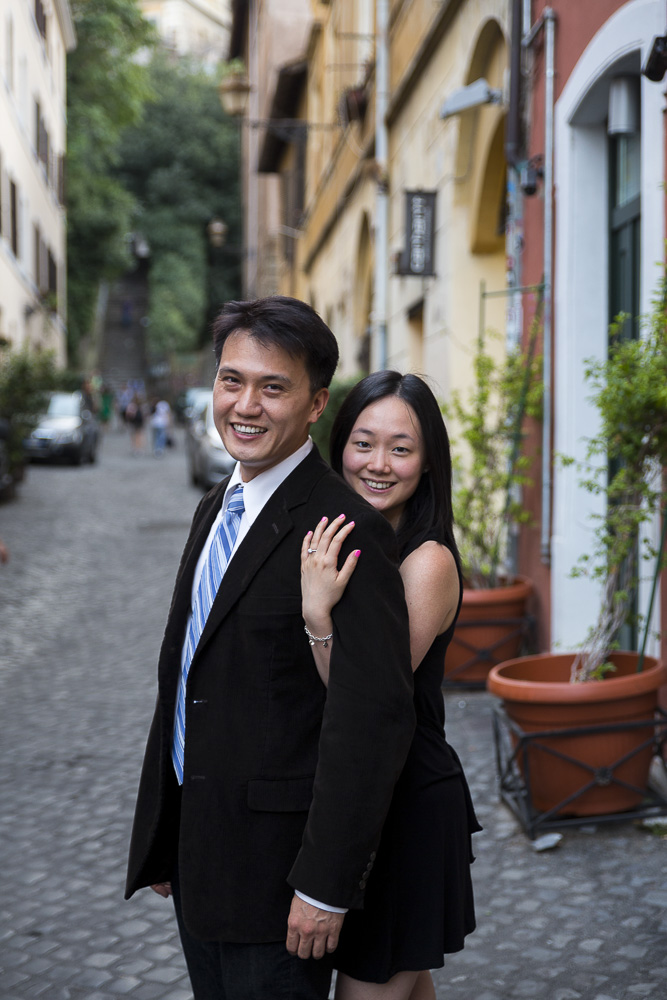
219;71;251;119
207;217;228;248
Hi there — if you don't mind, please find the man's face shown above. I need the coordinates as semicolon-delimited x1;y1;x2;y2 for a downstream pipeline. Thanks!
213;331;328;481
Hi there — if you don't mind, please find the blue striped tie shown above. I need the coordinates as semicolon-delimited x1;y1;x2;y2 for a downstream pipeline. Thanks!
172;485;245;784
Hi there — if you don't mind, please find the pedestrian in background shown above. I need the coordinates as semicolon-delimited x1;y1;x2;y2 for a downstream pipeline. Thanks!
99;384;114;432
149;398;172;456
125;395;145;455
125;296;415;1000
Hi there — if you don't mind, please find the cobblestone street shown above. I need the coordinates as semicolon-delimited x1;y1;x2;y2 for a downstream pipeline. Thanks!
1;429;667;1000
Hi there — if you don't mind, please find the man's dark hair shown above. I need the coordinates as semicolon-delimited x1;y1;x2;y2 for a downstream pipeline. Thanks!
330;370;460;568
212;296;339;393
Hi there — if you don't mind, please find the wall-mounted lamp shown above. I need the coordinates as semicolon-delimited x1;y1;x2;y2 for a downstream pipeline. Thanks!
219;72;251;118
207;218;228;248
439;77;503;119
608;76;640;135
643;34;667;82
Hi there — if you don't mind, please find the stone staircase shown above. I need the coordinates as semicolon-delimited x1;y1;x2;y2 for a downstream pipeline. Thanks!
97;266;149;392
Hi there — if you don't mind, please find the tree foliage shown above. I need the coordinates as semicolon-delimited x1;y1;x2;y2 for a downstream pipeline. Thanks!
446;314;543;589
66;0;155;363
116;54;242;356
0;351;59;472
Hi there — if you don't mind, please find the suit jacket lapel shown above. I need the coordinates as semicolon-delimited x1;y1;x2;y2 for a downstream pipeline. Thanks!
192;447;330;659
164;478;230;645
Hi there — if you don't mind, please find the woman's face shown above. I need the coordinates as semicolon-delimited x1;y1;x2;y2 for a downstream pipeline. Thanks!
341;395;427;530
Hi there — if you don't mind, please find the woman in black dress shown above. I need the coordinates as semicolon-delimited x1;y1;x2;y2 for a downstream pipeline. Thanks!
301;371;480;1000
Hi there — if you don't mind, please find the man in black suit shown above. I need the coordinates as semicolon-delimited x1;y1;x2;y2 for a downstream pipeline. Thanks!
125;297;415;999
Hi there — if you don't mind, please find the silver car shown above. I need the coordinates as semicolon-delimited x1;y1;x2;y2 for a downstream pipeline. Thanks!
24;391;99;465
186;393;235;489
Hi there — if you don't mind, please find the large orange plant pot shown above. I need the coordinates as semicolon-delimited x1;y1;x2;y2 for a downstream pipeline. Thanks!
445;577;533;685
487;652;667;817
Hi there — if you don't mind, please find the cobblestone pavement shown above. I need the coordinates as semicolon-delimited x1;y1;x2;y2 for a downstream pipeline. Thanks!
1;429;666;1000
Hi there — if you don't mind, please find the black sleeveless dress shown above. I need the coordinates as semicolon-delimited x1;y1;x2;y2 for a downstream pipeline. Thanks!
333;537;481;983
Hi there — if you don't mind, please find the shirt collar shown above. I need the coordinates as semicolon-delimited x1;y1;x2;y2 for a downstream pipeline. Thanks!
222;437;314;526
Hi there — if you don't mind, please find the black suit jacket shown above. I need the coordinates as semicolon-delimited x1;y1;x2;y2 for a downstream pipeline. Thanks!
125;446;415;942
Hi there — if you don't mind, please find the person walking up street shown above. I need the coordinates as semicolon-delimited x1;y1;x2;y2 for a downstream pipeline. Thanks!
150;398;172;456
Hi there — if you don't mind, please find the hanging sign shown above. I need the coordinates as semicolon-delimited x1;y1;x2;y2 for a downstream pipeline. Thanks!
399;190;436;276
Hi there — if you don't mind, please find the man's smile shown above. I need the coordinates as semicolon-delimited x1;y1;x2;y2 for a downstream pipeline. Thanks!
231;423;267;436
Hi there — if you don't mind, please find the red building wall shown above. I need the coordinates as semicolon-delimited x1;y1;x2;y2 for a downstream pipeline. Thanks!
517;1;666;657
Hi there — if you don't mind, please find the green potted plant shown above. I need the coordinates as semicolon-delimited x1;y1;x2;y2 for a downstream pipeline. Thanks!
488;274;667;822
444;313;543;684
0;349;58;485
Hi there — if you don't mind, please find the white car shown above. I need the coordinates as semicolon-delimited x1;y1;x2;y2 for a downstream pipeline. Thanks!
185;393;235;489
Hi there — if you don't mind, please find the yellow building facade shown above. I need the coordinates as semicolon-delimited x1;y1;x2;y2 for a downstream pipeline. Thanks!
263;0;511;402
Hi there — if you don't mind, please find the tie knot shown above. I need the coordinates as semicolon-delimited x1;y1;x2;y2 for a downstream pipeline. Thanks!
226;485;245;517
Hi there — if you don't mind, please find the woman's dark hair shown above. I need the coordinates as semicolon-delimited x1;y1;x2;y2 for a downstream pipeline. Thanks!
211;296;339;393
330;371;460;566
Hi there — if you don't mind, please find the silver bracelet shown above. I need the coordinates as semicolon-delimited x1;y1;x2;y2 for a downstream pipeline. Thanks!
304;625;333;648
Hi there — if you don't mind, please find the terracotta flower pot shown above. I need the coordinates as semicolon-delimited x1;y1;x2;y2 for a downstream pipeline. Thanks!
487;652;667;817
444;576;533;685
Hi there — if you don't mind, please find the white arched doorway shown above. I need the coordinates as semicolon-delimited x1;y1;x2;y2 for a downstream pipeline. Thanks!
551;0;665;651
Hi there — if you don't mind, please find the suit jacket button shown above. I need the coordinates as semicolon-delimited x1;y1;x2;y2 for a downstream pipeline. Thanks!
370;852;377;861
366;861;373;871
359;881;366;890
361;870;370;880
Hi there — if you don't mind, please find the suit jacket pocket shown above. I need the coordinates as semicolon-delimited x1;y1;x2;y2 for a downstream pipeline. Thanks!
247;776;314;812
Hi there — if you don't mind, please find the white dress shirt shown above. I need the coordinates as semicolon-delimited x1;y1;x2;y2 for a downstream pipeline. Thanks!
180;436;347;914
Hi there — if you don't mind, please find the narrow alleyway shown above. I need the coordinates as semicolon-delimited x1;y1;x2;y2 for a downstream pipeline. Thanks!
1;430;666;1000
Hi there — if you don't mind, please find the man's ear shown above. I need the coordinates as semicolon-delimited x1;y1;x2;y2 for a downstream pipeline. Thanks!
308;387;329;425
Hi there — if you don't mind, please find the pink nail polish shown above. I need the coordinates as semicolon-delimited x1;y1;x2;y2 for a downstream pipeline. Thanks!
354;550;361;557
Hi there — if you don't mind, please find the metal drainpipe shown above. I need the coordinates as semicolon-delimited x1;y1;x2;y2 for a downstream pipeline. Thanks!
247;0;260;299
505;0;523;167
541;7;556;564
523;0;532;40
373;0;389;370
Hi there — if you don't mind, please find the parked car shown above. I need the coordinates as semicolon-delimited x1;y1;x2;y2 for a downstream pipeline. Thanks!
24;391;99;465
0;417;15;500
174;385;212;426
185;392;234;489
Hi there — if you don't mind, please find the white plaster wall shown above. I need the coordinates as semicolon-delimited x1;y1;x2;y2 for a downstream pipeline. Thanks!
0;0;70;360
552;0;665;651
140;0;232;67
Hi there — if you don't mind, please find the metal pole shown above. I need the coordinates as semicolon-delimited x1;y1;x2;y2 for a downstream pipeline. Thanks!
540;8;555;565
373;0;389;369
247;0;259;299
522;0;532;37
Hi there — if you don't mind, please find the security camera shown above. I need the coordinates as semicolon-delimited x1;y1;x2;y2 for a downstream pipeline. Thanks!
520;157;544;197
643;35;667;82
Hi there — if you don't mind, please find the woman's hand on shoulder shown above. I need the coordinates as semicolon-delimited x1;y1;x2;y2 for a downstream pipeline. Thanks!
300;515;360;626
400;541;460;671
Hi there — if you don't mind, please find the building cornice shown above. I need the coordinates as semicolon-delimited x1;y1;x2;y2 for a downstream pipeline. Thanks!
54;0;77;52
178;0;232;32
386;0;463;126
